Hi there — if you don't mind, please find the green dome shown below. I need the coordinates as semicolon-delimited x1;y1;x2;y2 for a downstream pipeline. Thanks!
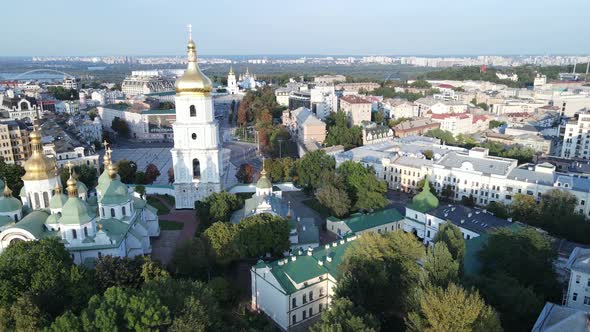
0;196;21;212
46;213;60;224
19;186;26;197
59;197;93;225
49;193;68;209
97;170;120;195
256;169;272;189
409;179;439;213
99;179;130;205
77;181;88;194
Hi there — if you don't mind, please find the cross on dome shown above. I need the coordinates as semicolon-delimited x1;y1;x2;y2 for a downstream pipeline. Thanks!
187;24;192;40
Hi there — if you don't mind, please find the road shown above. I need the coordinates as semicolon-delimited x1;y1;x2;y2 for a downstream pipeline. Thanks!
225;141;262;170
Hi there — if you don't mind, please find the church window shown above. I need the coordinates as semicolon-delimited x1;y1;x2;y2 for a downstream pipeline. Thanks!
34;193;40;209
43;192;49;207
122;206;126;216
192;159;201;179
110;208;115;218
192;133;197;140
14;214;17;221
101;207;104;217
190;105;196;117
72;229;77;239
84;227;88;237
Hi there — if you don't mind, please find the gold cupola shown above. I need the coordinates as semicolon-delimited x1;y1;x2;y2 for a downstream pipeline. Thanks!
174;25;212;95
22;125;58;181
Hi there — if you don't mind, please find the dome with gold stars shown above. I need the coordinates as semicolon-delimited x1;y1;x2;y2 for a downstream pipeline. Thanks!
22;127;58;181
174;28;212;95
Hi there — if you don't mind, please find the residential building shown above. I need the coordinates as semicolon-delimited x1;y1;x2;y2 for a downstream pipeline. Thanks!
561;112;590;159
392;118;440;138
362;123;394;145
0;120;31;165
382;98;416;119
402;181;512;245
327;208;404;238
314;74;346;84
288;91;311;110
121;74;175;97
334;82;379;94
282;107;326;146
97;104;176;142
339;95;372;126
532;302;590;332
565;247;590;311
251;236;357;331
431;113;489;135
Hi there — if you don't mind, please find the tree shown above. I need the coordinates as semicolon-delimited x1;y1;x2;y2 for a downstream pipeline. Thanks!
316;183;351;217
134;171;146;184
424;129;455;145
0;158;25;195
422;150;434;160
433;222;465;274
510;193;537;222
406;283;502;332
325;112;363;149
144;163;161;184
311;297;380;332
236;163;254;183
337;232;425;328
47;311;82;332
371;110;385;125
337;161;388;211
169;296;210;332
94;256;145;291
116;160;137;184
111;116;130;138
11;294;48;332
295;150;336;192
168;167;174;184
235;214;290;258
203;222;239;266
0;238;95;321
135;184;146;197
423;242;459;288
441;184;454;200
195;191;242;231
81;287;170;331
489;120;506;129
388;117;411;128
48;86;78;100
486;201;509;219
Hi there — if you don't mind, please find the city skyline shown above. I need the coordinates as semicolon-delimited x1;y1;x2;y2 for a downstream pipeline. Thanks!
1;0;589;56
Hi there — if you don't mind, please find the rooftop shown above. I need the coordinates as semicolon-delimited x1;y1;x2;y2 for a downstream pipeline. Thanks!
327;208;404;233
429;204;513;234
532;302;590;332
340;95;371;104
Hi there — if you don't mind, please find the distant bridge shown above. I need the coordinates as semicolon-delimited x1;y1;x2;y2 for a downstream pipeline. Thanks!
0;69;75;80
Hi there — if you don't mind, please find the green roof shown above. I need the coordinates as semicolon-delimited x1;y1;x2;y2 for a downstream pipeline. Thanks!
0;197;22;212
409;179;439;213
256;175;272;189
0;215;14;228
77;181;88;193
49;193;68;209
254;237;357;294
145;91;175;97
327;208;403;233
10;210;55;239
99;180;130;205
60;197;94;225
141;109;175;115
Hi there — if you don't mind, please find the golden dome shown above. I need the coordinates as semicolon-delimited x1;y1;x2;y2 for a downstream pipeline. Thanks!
22;127;58;181
108;163;118;179
66;175;77;197
175;37;212;95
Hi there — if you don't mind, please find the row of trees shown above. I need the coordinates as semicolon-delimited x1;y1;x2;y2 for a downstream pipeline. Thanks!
487;189;590;244
115;160;161;185
111;116;130;138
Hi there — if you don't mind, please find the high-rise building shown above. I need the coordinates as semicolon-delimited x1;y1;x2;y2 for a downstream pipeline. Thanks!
171;29;223;209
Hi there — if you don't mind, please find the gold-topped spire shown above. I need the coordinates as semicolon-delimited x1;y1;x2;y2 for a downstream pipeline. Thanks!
103;146;112;167
65;161;78;197
108;162;118;179
175;24;212;95
22;124;58;181
3;179;12;198
229;65;234;76
53;181;62;195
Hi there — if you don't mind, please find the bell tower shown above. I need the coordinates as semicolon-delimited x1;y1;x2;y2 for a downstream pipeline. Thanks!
171;25;223;209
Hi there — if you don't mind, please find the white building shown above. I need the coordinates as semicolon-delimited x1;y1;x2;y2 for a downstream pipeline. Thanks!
171;32;223;209
227;66;238;95
382;98;416;119
327;208;404;238
565;247;590;311
561;112;590;159
251;236;358;331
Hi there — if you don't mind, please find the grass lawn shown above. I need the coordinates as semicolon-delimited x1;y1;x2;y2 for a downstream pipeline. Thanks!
159;194;175;206
302;198;331;218
147;197;171;215
159;219;184;231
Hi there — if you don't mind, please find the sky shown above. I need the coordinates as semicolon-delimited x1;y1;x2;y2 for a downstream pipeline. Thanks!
1;0;589;56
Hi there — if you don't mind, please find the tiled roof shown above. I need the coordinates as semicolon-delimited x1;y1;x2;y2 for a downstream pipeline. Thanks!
327;208;403;233
429;204;513;234
340;95;371;104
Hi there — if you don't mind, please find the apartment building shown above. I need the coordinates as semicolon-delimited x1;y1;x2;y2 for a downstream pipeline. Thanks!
392;118;440;138
564;247;590;311
339;95;371;126
561;112;590;159
282;107;326;146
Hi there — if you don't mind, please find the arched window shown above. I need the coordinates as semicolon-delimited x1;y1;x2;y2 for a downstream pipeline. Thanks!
72;229;77;239
192;133;197;140
34;193;40;209
122;206;126;216
20;101;28;110
110;208;115;218
192;159;201;179
42;192;49;207
190;105;196;117
101;207;104;217
84;227;88;237
13;214;17;221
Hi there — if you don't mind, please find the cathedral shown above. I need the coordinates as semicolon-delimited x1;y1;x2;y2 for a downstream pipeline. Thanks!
0;128;159;265
171;29;224;209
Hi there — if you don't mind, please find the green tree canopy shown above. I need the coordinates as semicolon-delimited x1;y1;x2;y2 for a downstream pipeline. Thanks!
311;297;380;332
116;159;137;184
295;150;336;192
337;161;388;211
433;222;465;274
423;242;459;288
195;191;243;231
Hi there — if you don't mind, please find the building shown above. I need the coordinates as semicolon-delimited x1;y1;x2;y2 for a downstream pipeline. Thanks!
565;247;590;310
362;123;394;145
282;107;326;147
339;95;371;126
335;82;380;94
532;302;590;332
97;105;175;142
561;112;590;159
431;113;489;135
170;32;223;209
63;77;78;90
314;75;346;84
231;167;319;250
227;66;238;95
0;120;30;165
238;67;260;91
392;118;440;138
251;236;358;331
0;131;159;264
382;98;416;119
327;208;404;238
121;74;175;97
402;180;512;245
288;91;311;110
0;92;40;121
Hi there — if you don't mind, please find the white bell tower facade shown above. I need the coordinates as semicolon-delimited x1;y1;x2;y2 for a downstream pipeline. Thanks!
171;26;223;209
227;66;238;95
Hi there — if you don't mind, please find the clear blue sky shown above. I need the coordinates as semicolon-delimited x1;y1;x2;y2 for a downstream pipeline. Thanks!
1;0;588;56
